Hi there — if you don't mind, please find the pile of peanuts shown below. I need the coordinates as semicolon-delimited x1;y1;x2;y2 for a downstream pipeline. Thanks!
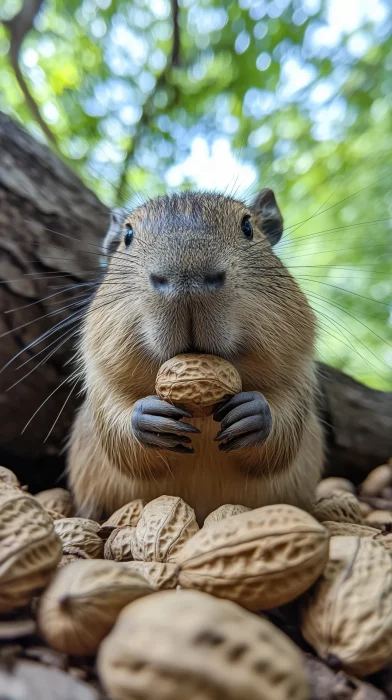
1;460;392;699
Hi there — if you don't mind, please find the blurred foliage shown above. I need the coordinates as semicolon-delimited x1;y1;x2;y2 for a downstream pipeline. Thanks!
0;0;391;388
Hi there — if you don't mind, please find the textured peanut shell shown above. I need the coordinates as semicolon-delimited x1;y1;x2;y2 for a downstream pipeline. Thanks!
58;551;90;569
315;478;355;500
311;492;363;525
373;532;392;552
177;505;330;611
155;353;242;416
105;525;135;561
46;509;67;521
358;500;372;518
365;510;392;526
98;590;310;700
301;536;392;676
35;488;73;517
54;518;104;558
322;521;380;538
360;464;392;498
131;496;199;563
203;504;251;527
102;500;145;529
124;561;178;590
39;560;155;655
0;489;62;612
0;466;21;489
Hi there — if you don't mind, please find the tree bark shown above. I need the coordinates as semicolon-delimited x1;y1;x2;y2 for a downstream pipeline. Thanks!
0;112;391;492
317;364;392;484
0;112;109;491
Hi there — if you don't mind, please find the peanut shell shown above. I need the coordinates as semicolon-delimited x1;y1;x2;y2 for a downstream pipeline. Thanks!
0;489;62;612
358;500;372;518
360;464;392;498
58;551;90;569
203;504;251;527
46;509;67;521
39;559;155;654
101;499;145;529
155;353;242;417
301;535;392;676
311;492;363;525
315;477;355;500
35;488;73;518
131;495;199;563
322;521;380;538
177;504;329;610
373;532;392;552
0;466;21;490
104;525;135;561
124;561;178;590
98;589;310;700
365;510;392;527
54;518;104;558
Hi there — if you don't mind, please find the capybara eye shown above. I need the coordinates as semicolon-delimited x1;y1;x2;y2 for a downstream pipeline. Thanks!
124;225;134;247
241;216;253;240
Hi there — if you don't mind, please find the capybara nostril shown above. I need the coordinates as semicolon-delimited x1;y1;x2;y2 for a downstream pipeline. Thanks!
203;270;226;290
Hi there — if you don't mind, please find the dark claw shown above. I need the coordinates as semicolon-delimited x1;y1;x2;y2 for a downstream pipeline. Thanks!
218;434;260;452
140;395;192;419
213;391;264;422
132;395;198;452
136;413;200;435
134;429;192;449
155;433;192;444
214;415;265;442
214;391;272;452
167;445;195;454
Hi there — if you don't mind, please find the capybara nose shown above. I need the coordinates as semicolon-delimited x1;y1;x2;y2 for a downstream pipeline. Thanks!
149;273;171;293
150;269;226;294
202;270;226;291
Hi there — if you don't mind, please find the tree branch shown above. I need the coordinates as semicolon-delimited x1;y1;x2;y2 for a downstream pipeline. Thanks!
171;0;180;67
316;363;392;483
116;2;182;200
2;0;59;149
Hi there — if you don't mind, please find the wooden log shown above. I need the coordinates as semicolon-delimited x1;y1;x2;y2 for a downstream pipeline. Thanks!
317;364;392;484
0;112;109;490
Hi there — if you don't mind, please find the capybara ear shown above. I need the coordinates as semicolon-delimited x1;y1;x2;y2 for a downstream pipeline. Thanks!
251;188;283;246
102;207;127;260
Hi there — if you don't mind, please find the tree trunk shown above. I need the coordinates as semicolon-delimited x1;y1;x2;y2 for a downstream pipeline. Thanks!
317;364;392;483
0;112;109;491
0;112;391;492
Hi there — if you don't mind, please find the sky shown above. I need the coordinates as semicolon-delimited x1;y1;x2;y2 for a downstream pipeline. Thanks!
163;0;389;198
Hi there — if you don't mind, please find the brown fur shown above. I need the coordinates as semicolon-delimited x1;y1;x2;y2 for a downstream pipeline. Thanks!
68;192;323;523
